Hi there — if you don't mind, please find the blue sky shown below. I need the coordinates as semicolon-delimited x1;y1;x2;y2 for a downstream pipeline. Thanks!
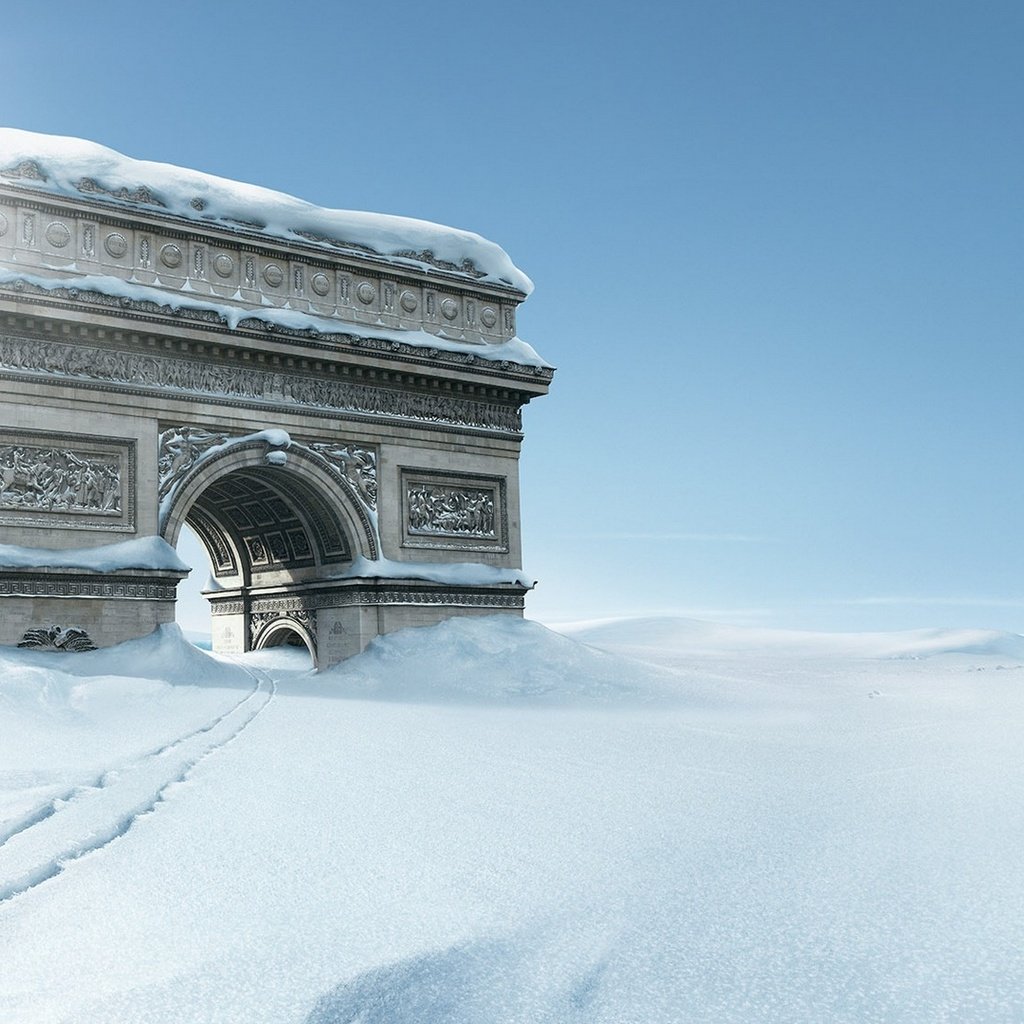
4;1;1022;632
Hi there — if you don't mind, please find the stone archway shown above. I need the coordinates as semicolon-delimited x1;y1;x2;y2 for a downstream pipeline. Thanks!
160;431;378;567
252;617;316;662
158;431;378;665
0;134;551;664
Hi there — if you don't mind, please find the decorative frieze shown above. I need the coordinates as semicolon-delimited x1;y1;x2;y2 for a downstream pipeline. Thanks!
0;193;523;350
210;599;245;616
0;331;524;435
242;586;525;613
0;574;181;601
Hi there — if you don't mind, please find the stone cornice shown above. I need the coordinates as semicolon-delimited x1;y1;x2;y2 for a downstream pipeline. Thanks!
0;277;552;392
0;565;186;602
0;183;533;351
0;307;541;410
0;182;529;296
0;325;527;438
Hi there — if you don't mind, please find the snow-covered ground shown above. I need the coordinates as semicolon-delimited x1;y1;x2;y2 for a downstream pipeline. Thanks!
1;615;1022;1022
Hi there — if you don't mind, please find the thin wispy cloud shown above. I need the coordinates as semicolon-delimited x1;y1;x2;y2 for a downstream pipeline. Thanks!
571;532;771;543
829;596;1024;609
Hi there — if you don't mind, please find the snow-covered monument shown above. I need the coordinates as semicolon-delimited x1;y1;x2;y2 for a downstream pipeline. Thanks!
0;130;552;666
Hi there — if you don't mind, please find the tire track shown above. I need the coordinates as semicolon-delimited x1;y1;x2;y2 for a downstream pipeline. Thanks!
0;677;262;852
0;665;275;905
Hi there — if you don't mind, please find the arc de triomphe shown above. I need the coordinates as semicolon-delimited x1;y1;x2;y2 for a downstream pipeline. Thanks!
0;131;552;667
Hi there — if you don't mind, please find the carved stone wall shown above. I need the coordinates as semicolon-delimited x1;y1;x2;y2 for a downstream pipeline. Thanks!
0;158;548;664
0;190;523;346
0;429;135;532
0;331;522;435
401;469;508;553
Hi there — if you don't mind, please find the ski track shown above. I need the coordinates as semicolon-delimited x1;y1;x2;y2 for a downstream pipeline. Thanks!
0;663;275;905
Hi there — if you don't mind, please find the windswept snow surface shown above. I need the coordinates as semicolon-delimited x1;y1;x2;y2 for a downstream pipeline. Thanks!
2;616;1024;1022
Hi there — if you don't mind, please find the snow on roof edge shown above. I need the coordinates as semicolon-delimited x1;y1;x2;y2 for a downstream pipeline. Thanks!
0;536;189;573
0;127;534;296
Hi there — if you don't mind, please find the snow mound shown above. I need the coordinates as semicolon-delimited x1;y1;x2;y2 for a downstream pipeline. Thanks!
320;615;683;706
0;624;248;686
306;930;609;1024
558;615;1024;661
0;128;532;294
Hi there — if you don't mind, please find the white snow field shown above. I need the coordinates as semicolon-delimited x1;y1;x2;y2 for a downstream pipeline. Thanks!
1;615;1023;1023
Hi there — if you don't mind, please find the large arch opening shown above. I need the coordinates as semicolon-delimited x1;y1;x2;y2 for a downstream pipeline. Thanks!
163;442;377;662
183;465;353;589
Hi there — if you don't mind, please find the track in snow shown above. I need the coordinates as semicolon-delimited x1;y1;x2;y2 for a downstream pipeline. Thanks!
0;664;275;905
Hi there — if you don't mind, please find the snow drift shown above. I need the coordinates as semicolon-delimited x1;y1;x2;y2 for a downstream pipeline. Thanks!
1;615;1023;1022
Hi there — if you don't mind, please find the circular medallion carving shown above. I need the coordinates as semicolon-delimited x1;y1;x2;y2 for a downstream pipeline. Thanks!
0;212;7;237
160;243;183;268
213;253;234;277
356;281;376;305
45;221;71;248
104;232;128;258
400;290;418;313
440;297;459;321
310;272;331;296
480;306;498;328
262;263;284;287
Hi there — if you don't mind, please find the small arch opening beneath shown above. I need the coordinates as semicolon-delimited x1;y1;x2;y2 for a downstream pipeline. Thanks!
254;621;316;668
262;627;306;649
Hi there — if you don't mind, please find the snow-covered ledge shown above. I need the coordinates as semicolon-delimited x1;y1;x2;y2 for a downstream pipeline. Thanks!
0;537;189;651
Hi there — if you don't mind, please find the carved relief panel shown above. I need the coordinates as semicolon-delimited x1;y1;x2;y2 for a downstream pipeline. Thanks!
0;429;135;532
401;469;507;553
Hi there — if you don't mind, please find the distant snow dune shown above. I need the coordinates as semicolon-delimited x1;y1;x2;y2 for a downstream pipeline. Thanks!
556;613;1024;661
1;615;1023;1022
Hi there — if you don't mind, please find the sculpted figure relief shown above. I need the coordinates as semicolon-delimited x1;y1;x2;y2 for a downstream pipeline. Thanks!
158;427;379;513
158;427;228;500
0;444;121;515
407;485;496;538
0;333;522;435
308;442;378;508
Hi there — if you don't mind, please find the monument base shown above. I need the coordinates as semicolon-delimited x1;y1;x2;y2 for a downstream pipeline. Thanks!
0;566;188;650
210;578;528;669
